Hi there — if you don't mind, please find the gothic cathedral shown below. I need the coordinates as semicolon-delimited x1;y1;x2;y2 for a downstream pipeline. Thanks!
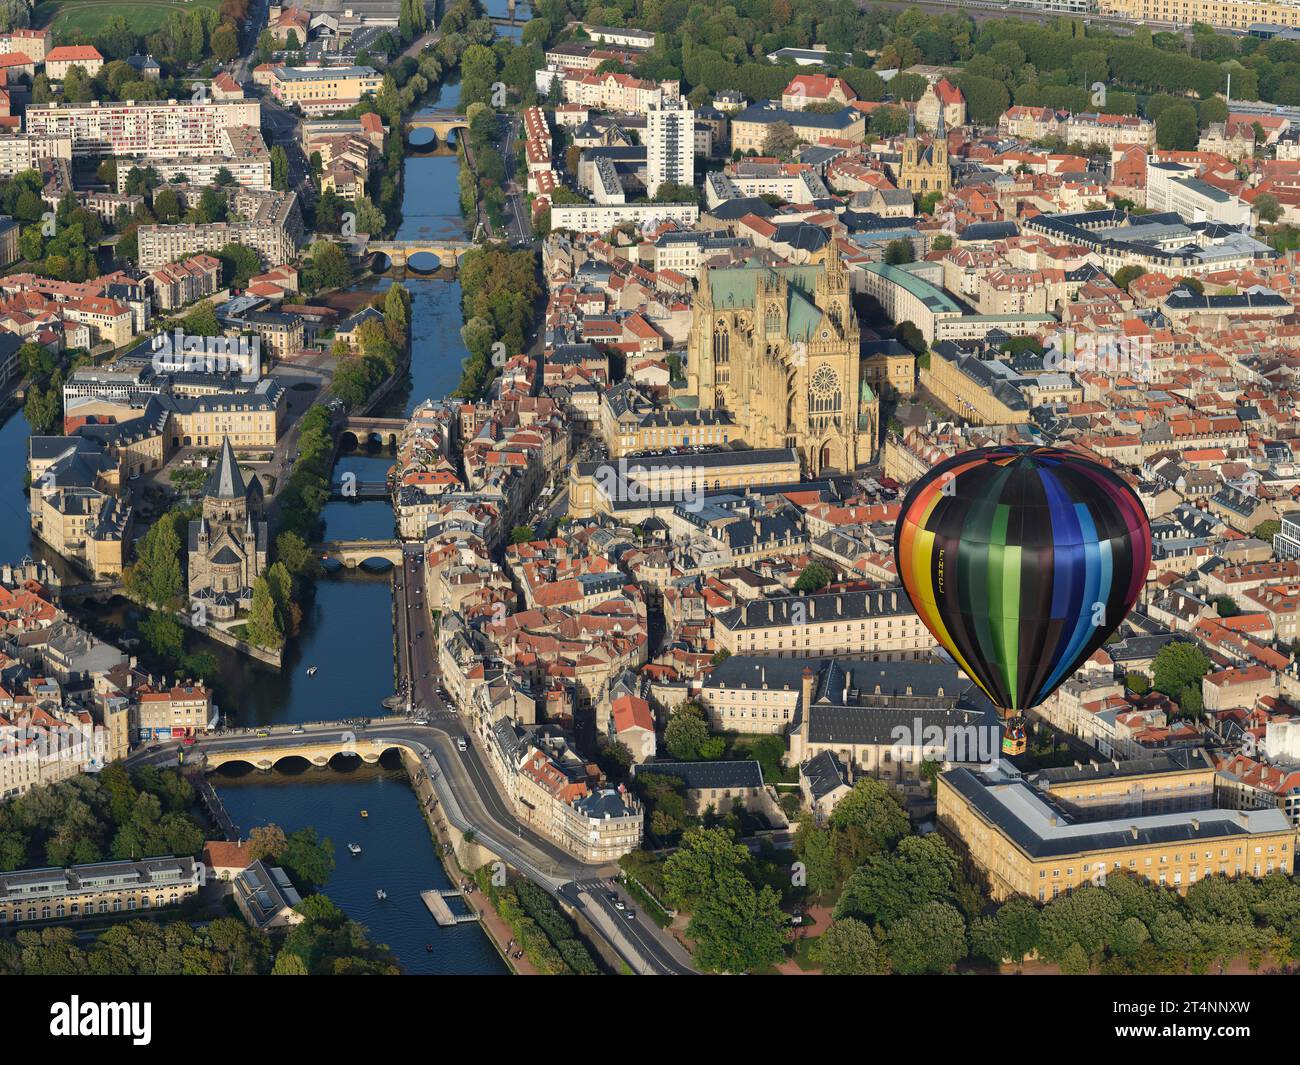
899;107;951;196
685;243;878;475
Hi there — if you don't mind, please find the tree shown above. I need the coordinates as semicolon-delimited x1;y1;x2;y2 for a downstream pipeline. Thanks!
1152;641;1210;700
280;827;335;892
1256;192;1283;225
813;918;885;974
1156;103;1199;151
212;22;239;64
307;239;352;292
794;561;833;591
270;145;290;192
835;834;961;926
887;901;967;974
247;823;289;861
1214;595;1240;618
245;576;285;649
828;779;909;854
969;896;1041;965
1255;519;1281;543
1125;672;1151;694
664;702;709;760
662;828;784;972
127;513;184;609
1113;264;1146;291
217;243;261;288
761;120;804;159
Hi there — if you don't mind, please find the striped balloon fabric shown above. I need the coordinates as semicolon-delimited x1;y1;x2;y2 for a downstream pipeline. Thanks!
894;445;1152;714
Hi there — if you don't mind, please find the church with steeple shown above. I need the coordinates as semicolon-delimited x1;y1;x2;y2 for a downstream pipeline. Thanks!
186;437;267;622
898;105;951;196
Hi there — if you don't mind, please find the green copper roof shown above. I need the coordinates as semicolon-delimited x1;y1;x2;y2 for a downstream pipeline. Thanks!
706;264;827;344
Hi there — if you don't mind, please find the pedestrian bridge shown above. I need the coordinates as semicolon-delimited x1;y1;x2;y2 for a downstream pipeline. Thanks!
203;736;407;771
315;538;404;567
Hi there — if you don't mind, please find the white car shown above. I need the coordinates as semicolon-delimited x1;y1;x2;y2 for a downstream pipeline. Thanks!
456;737;468;752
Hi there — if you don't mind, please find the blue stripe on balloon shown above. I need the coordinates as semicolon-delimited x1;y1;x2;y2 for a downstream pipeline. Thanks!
1041;502;1105;695
1043;469;1082;619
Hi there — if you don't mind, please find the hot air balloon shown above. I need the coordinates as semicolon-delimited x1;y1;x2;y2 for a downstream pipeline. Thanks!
893;445;1152;756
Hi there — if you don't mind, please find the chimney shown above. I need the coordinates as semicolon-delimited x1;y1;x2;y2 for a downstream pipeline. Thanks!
801;665;815;712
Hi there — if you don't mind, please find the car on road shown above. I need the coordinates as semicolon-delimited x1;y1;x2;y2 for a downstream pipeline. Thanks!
256;729;271;737
290;726;305;734
613;899;626;910
624;909;635;920
456;737;468;752
146;744;161;752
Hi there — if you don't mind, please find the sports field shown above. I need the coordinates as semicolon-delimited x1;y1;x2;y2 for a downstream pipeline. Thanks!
33;0;222;39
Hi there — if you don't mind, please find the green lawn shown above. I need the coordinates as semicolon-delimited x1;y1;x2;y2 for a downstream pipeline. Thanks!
34;0;222;40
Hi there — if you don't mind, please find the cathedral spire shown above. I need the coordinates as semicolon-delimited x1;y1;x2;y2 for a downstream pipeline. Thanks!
907;107;915;140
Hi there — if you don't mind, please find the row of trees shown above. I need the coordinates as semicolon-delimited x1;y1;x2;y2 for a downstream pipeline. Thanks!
0;764;202;872
456;244;539;398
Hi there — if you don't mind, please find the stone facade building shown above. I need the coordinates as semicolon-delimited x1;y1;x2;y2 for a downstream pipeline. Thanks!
685;244;877;475
186;437;267;621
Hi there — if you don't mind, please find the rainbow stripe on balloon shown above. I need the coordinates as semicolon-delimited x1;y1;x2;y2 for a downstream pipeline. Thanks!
894;445;1152;714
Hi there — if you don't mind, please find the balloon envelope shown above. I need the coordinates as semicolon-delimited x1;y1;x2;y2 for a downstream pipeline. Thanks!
893;445;1151;713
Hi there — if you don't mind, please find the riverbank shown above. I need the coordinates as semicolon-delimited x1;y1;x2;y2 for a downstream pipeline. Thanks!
398;746;534;974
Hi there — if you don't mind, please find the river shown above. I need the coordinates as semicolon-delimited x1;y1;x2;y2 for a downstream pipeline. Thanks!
215;761;507;974
0;70;509;971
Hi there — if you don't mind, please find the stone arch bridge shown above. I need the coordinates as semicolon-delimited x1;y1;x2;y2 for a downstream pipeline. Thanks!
367;239;475;273
314;538;404;567
203;735;407;771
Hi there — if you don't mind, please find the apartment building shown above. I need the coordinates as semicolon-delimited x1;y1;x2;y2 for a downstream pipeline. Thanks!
646;98;694;196
147;254;223;312
549;199;699;235
0;27;50;63
730;102;866;154
134;681;214;738
118;125;272;192
938;764;1296;901
25;98;261;156
1063;111;1156;149
1099;0;1300;31
561;70;679;113
137;189;303;269
0;132;72;177
0;856;202;925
